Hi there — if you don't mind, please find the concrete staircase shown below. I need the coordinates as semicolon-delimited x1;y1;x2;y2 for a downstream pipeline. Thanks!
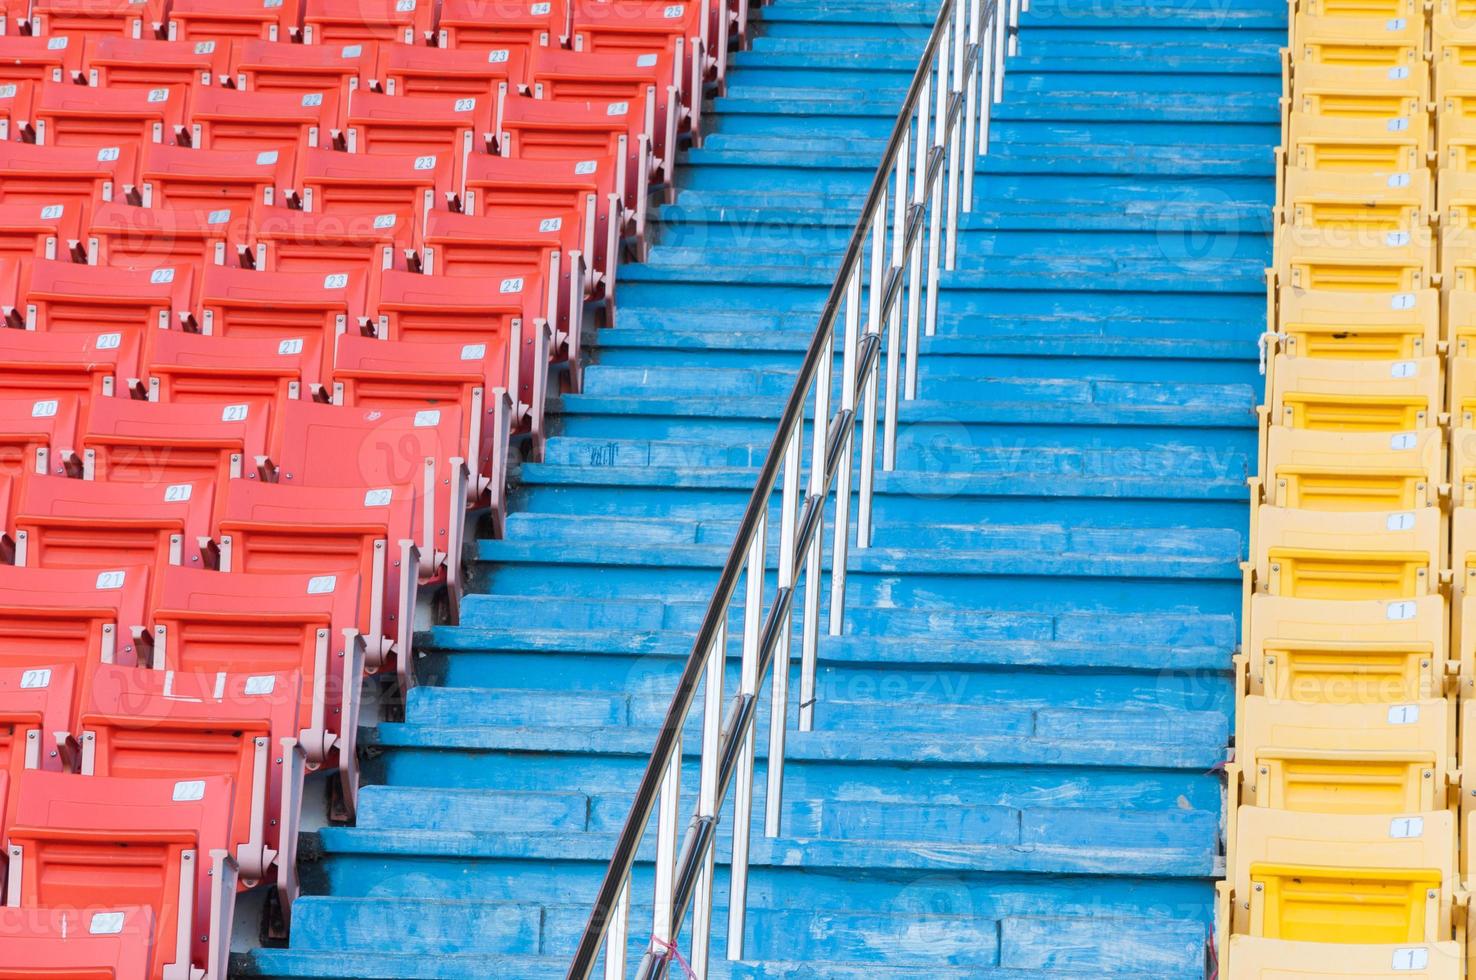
242;0;1278;974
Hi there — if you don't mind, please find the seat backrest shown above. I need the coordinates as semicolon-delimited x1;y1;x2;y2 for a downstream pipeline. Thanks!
0;563;149;692
33;79;185;149
79;394;272;490
81;35;230;89
0;662;77;778
199;263;367;356
0;394;82;481
0;35;79;85
142;327;318;430
378;39;528;97
21;257;194;339
86;199;246;270
373;265;531;349
250;203;412;275
166;0;303;43
0;199;80;264
226;36;373;95
300;0;434;45
0;141;138;219
436;0;565;50
138;140;293;214
295;146;453;223
186;84;340;153
15;473;215;571
0;904;156;980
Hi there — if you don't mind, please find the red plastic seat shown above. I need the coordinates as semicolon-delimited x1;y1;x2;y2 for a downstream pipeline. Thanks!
0;663;76;780
18;258;194;338
461;151;619;294
0;330;136;416
166;0;299;42
249;204;412;275
138;141;292;215
373;265;533;348
436;0;565;51
198;265;368;375
79;394;272;492
142;327;320;423
0;142;137;221
295;145;454;222
0;199;82;263
226;36;372;97
33;79;185;148
0;563;150;717
6;770;237;980
499;93;649;230
15;473;215;570
30;0;166;42
0;0;30;36
0;905;156;980
529;44;683;180
0;79;35;141
216;478;418;683
283;382;474;594
79;661;307;905
343;90;493;189
0;394;81;483
0;35;80;84
149;565;361;790
86;200;246;269
185;84;339;152
571;0;711;89
377;40;528;99
300;0;430;45
80;35;230;89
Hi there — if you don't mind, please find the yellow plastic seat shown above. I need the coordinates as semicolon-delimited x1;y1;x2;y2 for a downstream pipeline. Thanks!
1225;936;1461;978
1288;112;1431;172
1274;287;1439;359
1251;505;1443;599
1282;168;1433;231
1226;807;1456;944
1446;359;1476;423
1294;13;1426;66
1231;696;1454;814
1445;291;1476;353
1276;223;1434;292
1437;167;1476;225
1263;426;1444;510
1445;508;1476;690
1270;355;1443;430
1239;594;1449;707
1434;7;1476;78
1440;223;1476;289
1296;0;1421;17
1292;63;1430;121
1447;426;1476;497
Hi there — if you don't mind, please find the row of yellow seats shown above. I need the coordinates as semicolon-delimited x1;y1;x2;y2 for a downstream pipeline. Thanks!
1291;6;1476;69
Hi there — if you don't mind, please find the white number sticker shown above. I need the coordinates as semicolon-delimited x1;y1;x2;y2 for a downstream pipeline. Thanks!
1387;16;1406;29
1390;360;1417;378
1385;231;1410;247
221;404;249;422
207;209;231;224
1386;512;1415;531
637;54;658;68
31;399;57;418
414;409;441;427
256;150;279;165
1391;293;1415;310
244;675;276;695
539;217;562;232
147;88;169;103
0;85;17;99
1386;600;1416;621
39;204;63;220
302;92;324;107
307;574;337;594
95;570;126;590
1388;173;1411;188
453;97;476;112
150;268;175;284
460;343;486;359
574;160;597;175
97;147;120;162
1389;816;1423;838
1386;117;1408;132
89;912;125;935
47;36;68;49
20;668;51;689
364;488;393;507
194;40;216;53
531;1;550;12
342;44;362;57
373;214;397;228
164;483;193;502
323;273;349;289
664;4;684;17
173;780;206;802
606;101;629;116
413;155;437;170
278;338;304;355
499;277;523;293
396;0;415;10
1387;704;1419;725
96;333;121;350
488;49;510;63
1390;432;1416;450
1393;948;1430;971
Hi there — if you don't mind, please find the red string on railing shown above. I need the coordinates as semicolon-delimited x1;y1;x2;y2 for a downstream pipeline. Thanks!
651;938;698;980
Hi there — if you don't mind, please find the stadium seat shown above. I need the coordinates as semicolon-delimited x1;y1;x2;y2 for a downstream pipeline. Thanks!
371;267;534;362
1261;426;1444;510
197;264;368;377
85;200;246;270
137;141;293;214
1274;223;1433;292
248;204;413;273
141;327;320;421
1449;426;1476;503
226;36;373;96
272;397;471;604
300;0;432;46
1286;113;1430;173
0;141;137;219
528;45;684;180
5;770;238;980
0;79;35;141
14;473;215;570
1250;505;1443;599
78;661;306;905
1280;169;1433;232
0;199;84;263
342;90;494;189
78;390;272;488
166;0;301;43
32;80;185;148
1224;937;1461;979
17;258;195;339
0;328;133;413
149;564;363;790
1291;13;1426;68
499;92;650;228
461;151;620;294
80;36;230;89
0;905;157;980
570;0;709;90
1268;355;1443;430
0;663;76;778
0;35;81;85
435;0;565;51
184;85;339;152
29;0;165;43
215;478;417;683
1223;806;1456;944
1230;695;1454;813
294;145;454;223
0;560;150;666
0;394;82;482
1274;287;1439;360
1290;62;1429;121
377;40;528;98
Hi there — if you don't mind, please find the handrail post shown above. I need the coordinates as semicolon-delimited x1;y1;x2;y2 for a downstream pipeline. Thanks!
725;516;766;961
689;622;726;978
826;264;862;641
764;427;803;837
855;207;887;550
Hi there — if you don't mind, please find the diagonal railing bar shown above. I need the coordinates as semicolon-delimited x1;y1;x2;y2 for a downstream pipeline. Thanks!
566;0;1016;975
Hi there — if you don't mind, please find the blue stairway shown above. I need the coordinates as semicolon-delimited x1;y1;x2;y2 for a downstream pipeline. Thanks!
243;0;1279;975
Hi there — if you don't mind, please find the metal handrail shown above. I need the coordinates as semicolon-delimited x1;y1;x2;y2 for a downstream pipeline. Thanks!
567;0;1019;976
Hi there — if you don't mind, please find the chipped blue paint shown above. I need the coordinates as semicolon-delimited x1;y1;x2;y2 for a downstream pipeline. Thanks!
243;0;1272;974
